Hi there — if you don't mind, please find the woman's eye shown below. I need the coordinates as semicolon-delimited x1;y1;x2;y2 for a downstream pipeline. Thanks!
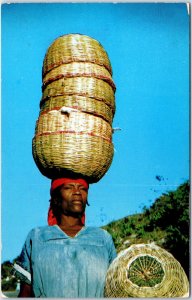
80;188;88;192
63;186;71;190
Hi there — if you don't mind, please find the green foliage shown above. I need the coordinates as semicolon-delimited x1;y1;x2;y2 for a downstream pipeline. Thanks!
1;277;17;292
146;182;189;233
1;260;18;291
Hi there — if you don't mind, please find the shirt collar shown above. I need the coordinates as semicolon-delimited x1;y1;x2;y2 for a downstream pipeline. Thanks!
41;225;69;241
40;225;86;241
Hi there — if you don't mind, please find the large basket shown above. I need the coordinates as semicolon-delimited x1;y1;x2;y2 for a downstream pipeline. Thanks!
42;62;116;91
43;34;112;76
42;77;115;107
35;109;112;140
104;243;189;298
32;109;114;182
40;95;115;124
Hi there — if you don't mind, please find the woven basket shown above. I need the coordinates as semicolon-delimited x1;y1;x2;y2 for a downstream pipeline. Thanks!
40;95;115;124
42;62;116;91
32;109;114;182
42;77;115;107
35;109;112;140
104;243;189;298
43;34;112;76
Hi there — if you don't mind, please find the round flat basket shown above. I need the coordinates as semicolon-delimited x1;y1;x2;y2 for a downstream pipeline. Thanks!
40;95;115;124
41;77;115;108
104;243;189;298
43;34;112;76
32;109;114;183
42;62;116;91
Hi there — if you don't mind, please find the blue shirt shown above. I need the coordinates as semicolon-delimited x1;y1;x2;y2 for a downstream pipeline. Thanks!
13;225;116;298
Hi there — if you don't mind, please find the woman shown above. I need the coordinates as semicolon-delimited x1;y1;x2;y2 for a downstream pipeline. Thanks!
13;178;116;298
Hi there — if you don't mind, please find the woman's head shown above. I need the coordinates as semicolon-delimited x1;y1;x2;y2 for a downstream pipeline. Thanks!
48;178;89;225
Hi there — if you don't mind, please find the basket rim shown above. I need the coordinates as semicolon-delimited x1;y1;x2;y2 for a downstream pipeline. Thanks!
39;106;114;124
33;129;113;143
42;72;116;92
40;94;116;112
41;92;115;110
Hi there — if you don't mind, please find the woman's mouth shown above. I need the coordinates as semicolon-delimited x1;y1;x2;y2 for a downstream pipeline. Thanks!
72;199;83;204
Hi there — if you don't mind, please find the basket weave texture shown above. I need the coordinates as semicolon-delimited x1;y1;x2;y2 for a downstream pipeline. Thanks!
33;34;116;182
104;243;189;298
43;34;112;76
32;109;114;182
40;95;114;124
42;62;116;91
35;110;112;141
42;77;115;108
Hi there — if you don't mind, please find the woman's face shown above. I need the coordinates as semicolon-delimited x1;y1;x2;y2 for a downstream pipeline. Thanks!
59;183;88;216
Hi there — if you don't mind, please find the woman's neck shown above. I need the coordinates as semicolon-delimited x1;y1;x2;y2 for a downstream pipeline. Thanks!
58;215;84;237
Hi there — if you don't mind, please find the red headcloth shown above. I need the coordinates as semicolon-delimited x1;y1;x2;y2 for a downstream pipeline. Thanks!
48;178;89;226
50;178;89;195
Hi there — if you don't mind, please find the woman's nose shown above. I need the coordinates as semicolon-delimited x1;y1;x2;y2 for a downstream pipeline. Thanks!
73;186;81;193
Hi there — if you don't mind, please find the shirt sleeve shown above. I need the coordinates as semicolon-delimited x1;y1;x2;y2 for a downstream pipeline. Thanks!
108;235;117;264
103;230;117;264
12;229;33;285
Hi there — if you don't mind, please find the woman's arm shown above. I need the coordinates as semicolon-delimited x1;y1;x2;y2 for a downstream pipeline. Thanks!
18;283;34;298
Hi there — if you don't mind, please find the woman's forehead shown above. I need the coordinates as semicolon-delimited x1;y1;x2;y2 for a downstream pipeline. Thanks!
62;182;86;187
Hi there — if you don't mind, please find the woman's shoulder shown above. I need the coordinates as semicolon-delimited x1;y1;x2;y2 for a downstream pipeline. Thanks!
25;225;58;241
28;225;51;233
85;226;112;239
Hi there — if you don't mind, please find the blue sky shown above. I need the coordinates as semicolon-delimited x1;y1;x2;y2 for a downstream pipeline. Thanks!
1;3;189;262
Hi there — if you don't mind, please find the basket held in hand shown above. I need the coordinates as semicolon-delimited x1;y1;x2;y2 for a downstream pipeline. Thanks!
104;243;189;298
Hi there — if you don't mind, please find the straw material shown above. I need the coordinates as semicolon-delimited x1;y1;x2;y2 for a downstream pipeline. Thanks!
40;95;115;124
32;109;114;182
43;34;112;76
42;77;115;107
43;62;116;91
32;33;116;181
104;243;189;298
35;109;112;140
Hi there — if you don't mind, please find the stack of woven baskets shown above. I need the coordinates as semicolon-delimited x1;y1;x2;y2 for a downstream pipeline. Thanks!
32;34;116;183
